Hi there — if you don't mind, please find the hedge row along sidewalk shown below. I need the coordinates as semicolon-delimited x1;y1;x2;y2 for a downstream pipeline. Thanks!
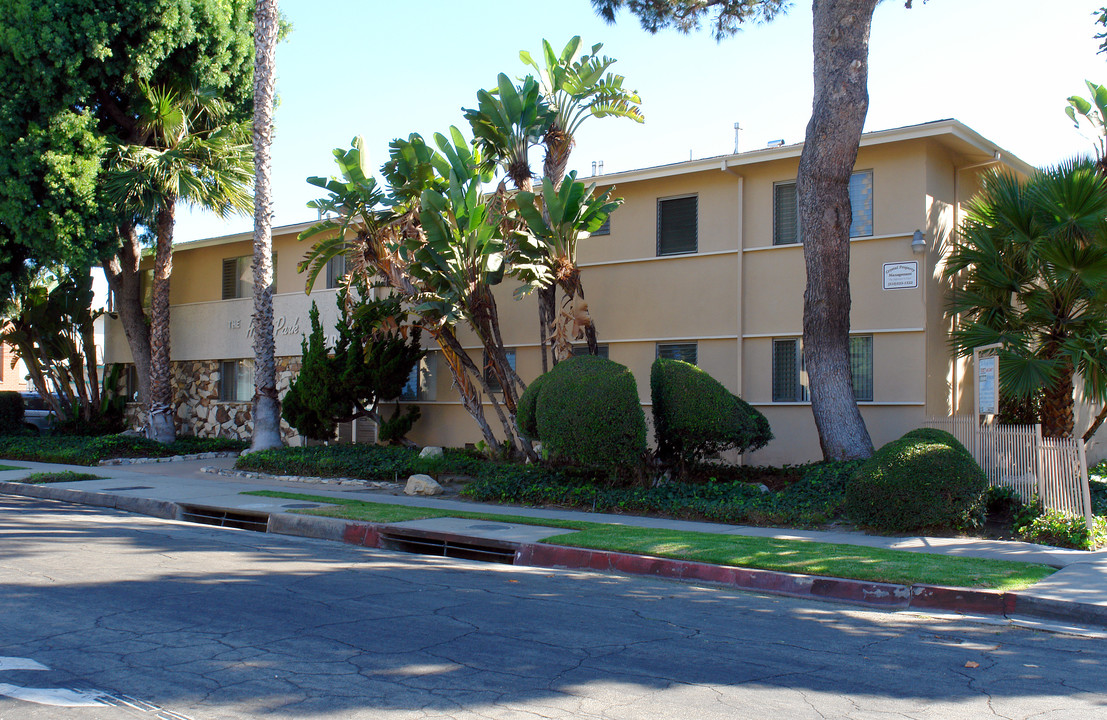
244;491;1055;592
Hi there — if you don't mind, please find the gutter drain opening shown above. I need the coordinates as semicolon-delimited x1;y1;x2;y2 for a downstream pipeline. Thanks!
379;531;516;565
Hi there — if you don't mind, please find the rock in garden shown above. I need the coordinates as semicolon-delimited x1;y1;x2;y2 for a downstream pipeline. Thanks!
405;474;443;496
418;446;444;459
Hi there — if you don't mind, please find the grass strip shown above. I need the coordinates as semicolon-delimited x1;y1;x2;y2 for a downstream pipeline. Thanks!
243;491;592;530
552;526;1054;591
243;491;1055;591
0;465;23;471
20;471;103;484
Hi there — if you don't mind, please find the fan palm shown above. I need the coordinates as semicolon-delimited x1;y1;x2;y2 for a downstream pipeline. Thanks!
945;158;1107;439
104;82;252;443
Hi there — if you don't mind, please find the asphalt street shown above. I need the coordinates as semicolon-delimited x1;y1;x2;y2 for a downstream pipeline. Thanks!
0;495;1104;720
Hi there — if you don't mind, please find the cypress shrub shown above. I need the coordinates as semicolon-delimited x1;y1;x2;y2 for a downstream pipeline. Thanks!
650;358;772;473
847;433;987;532
0;392;25;435
525;356;646;470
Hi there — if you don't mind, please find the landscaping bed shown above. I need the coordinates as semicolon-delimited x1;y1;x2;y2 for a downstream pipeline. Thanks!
0;434;248;466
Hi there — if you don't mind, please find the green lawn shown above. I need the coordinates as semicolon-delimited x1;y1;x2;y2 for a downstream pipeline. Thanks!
244;491;1054;591
0;465;23;471
20;471;103;484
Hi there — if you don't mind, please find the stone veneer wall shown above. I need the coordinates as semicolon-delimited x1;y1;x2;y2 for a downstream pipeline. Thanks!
124;356;303;443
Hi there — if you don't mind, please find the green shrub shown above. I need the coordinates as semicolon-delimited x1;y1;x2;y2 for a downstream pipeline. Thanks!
0;392;25;435
1018;510;1107;550
0;434;246;465
847;434;987;532
900;427;973;458
650;359;771;474
524;356;646;470
517;371;549;439
773;460;863;524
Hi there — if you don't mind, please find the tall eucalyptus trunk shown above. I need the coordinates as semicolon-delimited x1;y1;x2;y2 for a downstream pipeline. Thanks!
250;0;283;451
798;0;876;461
148;203;177;443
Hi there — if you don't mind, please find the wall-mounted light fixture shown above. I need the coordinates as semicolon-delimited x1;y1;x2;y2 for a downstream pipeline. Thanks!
911;229;926;254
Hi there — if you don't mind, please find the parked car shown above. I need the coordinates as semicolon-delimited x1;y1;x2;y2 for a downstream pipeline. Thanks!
20;392;58;433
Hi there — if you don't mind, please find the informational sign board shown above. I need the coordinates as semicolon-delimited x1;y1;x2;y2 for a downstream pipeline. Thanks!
978;355;999;416
882;261;918;290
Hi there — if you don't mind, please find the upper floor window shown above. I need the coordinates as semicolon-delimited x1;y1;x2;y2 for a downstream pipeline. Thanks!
657;195;697;256
325;254;347;290
592;216;611;236
772;335;873;403
773;170;874;246
656;342;697;365
222;254;276;300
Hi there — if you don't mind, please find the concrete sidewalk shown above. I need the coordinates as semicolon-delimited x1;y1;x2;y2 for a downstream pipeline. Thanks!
1;456;1105;629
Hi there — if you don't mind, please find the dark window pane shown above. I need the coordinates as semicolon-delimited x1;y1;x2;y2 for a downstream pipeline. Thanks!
774;182;800;246
572;345;609;359
484;349;516;393
593;216;611;236
850;335;874;402
657;343;697;365
849;171;873;237
772;339;800;402
657;196;697;255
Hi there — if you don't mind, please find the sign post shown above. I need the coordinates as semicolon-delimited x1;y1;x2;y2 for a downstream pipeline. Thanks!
972;342;1002;462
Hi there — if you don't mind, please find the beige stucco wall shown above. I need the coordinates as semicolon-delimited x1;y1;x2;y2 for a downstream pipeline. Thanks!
104;127;1029;462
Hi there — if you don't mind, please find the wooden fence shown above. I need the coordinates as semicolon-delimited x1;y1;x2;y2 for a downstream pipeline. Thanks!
924;416;1093;529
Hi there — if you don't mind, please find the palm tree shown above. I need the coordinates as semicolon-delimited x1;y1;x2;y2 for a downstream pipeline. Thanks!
250;0;282;451
520;37;643;366
105;83;253;443
945;159;1107;439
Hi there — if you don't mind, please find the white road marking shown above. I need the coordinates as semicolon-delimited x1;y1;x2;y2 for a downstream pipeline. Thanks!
0;656;108;707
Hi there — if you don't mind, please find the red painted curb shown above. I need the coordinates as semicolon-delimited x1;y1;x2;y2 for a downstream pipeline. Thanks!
908;585;1014;615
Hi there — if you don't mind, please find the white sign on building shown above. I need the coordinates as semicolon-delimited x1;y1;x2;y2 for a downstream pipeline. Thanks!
978;354;999;416
882;261;918;290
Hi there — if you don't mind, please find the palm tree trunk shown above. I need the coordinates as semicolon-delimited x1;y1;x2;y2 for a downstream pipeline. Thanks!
148;203;177;444
250;0;282;452
797;0;877;461
102;222;152;409
1041;361;1076;438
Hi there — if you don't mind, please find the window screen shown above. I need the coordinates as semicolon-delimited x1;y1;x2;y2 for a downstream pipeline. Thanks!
484;349;516;393
773;182;800;246
657;196;697;255
772;338;803;402
572;344;610;359
656;343;697;365
849;335;874;402
849;171;873;237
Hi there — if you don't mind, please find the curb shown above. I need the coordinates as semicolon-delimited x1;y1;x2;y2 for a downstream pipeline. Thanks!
0;481;179;520
2;482;1103;630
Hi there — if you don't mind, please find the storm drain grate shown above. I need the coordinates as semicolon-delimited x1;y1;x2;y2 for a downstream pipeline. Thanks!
179;505;269;532
379;531;517;564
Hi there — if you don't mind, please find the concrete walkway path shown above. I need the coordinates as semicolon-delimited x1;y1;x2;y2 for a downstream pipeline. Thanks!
1;456;1105;629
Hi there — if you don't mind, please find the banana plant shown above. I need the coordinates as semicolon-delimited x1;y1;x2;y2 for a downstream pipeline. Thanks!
463;74;552;192
1066;80;1107;168
516;172;622;359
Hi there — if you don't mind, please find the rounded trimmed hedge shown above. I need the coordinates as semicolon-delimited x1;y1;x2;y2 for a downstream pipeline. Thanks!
518;356;646;469
650;358;771;469
900;427;972;458
846;431;986;532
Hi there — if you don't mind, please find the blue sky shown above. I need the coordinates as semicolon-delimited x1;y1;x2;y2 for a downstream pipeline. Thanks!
175;0;1107;242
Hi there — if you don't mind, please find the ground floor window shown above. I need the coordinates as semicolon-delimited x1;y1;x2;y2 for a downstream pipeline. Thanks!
400;353;437;401
484;349;516;393
572;344;610;359
219;359;255;402
772;336;873;402
656;342;697;365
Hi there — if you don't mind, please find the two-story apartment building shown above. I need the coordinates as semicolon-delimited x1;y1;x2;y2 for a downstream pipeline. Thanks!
106;119;1070;465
